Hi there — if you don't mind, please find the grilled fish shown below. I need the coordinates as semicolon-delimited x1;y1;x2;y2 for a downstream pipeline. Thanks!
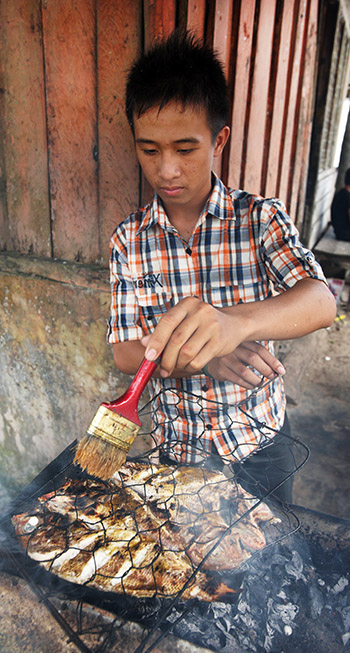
12;460;279;602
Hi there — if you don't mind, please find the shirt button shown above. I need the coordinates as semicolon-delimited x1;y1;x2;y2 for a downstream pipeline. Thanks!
206;423;212;430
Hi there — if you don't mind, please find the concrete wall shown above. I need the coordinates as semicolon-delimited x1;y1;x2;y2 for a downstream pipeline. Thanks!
0;253;128;508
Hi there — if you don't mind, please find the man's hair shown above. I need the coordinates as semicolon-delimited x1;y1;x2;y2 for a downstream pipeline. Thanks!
125;31;229;139
345;168;350;186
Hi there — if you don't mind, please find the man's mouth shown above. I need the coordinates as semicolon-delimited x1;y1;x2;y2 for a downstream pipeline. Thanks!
160;186;184;197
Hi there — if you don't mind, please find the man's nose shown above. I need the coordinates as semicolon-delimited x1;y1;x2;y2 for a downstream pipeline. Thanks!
158;152;180;180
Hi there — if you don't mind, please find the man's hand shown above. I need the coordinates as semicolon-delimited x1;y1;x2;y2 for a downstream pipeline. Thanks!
141;296;246;377
205;342;286;389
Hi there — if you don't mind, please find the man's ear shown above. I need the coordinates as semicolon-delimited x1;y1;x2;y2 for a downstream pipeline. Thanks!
214;125;230;157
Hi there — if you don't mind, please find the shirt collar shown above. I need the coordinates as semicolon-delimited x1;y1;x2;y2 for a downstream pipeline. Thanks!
136;173;235;235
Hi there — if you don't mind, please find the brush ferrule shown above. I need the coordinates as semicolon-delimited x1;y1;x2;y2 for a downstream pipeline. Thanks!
87;405;140;452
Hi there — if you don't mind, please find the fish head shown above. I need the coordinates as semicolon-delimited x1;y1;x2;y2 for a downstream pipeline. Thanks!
11;512;43;537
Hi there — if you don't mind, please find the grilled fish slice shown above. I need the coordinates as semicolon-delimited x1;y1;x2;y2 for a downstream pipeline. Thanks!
112;549;237;602
38;479;144;530
114;463;276;572
183;517;267;571
72;535;237;602
61;536;135;585
114;460;174;487
117;462;233;507
116;462;279;527
117;460;278;528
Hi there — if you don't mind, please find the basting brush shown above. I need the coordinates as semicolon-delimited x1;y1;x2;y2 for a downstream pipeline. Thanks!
74;357;158;479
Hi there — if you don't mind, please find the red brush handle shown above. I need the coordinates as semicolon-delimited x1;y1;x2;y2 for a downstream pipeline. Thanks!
101;358;158;426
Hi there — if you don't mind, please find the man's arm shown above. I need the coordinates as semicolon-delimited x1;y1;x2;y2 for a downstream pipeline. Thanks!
140;278;336;378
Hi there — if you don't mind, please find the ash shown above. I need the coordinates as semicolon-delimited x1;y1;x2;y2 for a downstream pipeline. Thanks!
162;528;350;653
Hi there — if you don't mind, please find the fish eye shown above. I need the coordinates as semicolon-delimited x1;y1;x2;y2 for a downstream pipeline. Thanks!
24;515;40;533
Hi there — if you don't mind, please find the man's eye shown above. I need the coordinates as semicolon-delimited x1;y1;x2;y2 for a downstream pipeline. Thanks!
143;149;158;156
178;148;194;155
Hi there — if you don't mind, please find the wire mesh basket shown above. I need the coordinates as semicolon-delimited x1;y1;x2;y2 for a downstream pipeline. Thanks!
1;384;310;652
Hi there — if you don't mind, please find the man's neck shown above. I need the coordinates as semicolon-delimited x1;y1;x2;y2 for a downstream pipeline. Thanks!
167;210;199;242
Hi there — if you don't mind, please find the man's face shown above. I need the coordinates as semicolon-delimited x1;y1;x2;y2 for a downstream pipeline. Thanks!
133;102;229;220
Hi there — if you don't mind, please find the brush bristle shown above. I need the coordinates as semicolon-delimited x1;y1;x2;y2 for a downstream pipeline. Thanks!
74;434;127;480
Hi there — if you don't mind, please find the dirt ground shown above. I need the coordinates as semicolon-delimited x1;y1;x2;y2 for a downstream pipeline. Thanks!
280;281;350;520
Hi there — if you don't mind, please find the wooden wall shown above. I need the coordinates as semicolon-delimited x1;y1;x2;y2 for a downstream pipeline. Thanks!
0;0;142;265
0;0;321;266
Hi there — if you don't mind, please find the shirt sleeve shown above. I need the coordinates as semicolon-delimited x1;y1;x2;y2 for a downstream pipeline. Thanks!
106;226;143;344
259;198;327;292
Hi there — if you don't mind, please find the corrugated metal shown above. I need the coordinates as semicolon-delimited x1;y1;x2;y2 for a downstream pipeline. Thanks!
0;0;348;264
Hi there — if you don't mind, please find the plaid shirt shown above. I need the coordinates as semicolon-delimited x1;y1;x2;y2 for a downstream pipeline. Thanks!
107;175;326;463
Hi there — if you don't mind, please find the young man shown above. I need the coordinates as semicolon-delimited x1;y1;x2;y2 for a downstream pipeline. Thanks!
107;32;336;502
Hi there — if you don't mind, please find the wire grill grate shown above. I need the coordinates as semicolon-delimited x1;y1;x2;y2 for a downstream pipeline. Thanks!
1;386;310;652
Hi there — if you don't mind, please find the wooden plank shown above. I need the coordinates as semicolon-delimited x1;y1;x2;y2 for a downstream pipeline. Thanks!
278;0;308;207
97;0;142;265
220;0;241;186
42;0;99;263
0;0;51;257
186;0;206;38
227;0;256;190
243;0;277;194
290;0;318;227
213;0;234;77
212;0;234;178
143;0;177;49
264;0;297;199
141;0;177;206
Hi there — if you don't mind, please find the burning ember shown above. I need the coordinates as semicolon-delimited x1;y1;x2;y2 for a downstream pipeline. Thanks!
159;512;350;652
